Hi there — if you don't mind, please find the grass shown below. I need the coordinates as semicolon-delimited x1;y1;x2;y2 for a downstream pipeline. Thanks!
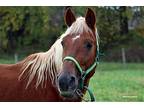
85;62;144;102
0;56;144;101
0;55;15;64
0;54;26;64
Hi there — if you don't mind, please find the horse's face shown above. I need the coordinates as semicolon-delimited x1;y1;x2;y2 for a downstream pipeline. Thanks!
58;8;97;101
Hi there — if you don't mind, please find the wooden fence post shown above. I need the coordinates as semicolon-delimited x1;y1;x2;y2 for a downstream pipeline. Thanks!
122;47;126;65
14;52;18;63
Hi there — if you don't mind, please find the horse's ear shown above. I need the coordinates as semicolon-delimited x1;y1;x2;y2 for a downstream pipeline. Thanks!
64;8;76;27
85;8;96;30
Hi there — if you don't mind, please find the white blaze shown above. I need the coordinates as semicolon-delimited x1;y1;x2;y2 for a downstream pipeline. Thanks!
72;35;80;41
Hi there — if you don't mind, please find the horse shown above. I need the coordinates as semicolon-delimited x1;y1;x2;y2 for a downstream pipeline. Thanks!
0;8;99;102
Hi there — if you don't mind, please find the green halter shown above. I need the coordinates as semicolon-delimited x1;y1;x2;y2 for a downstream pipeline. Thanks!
63;49;99;102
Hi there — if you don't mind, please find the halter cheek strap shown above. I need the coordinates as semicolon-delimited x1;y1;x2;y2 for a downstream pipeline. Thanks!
63;49;99;102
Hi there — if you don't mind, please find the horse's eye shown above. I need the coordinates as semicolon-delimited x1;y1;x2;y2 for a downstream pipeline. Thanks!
85;41;92;50
61;40;64;47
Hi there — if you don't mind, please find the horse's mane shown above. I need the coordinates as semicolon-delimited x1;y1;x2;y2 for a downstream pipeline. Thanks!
19;38;63;88
19;17;99;89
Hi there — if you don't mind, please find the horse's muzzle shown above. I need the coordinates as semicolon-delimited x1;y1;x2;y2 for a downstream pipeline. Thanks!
58;73;78;98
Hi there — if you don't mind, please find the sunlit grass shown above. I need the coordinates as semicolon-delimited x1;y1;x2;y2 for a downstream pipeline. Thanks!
85;62;144;102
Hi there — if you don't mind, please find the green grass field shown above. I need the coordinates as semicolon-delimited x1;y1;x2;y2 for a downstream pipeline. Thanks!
85;63;144;102
0;56;144;101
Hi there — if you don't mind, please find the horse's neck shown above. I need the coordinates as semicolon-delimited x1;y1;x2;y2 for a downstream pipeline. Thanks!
0;63;20;70
0;63;22;81
0;63;63;101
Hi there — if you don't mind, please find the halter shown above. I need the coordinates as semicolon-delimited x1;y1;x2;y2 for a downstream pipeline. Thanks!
63;48;99;102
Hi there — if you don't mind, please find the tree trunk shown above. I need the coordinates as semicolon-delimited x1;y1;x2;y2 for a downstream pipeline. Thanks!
119;6;129;35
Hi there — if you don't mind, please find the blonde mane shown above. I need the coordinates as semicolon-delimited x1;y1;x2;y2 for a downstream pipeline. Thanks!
19;17;99;89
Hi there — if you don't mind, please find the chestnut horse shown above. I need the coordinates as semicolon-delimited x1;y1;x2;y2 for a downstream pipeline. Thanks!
0;8;99;102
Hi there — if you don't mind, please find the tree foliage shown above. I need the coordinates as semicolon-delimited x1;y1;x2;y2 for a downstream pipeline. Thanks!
0;6;144;58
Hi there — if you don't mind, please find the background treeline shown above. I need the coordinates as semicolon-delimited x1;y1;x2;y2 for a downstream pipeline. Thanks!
0;6;144;62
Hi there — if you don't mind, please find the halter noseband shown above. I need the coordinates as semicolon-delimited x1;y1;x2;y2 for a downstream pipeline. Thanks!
63;48;99;102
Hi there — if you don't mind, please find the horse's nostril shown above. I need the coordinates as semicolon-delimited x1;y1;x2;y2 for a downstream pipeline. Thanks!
58;76;69;91
69;76;76;85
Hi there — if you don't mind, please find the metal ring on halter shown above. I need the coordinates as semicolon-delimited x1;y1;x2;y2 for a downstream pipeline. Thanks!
76;87;95;102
